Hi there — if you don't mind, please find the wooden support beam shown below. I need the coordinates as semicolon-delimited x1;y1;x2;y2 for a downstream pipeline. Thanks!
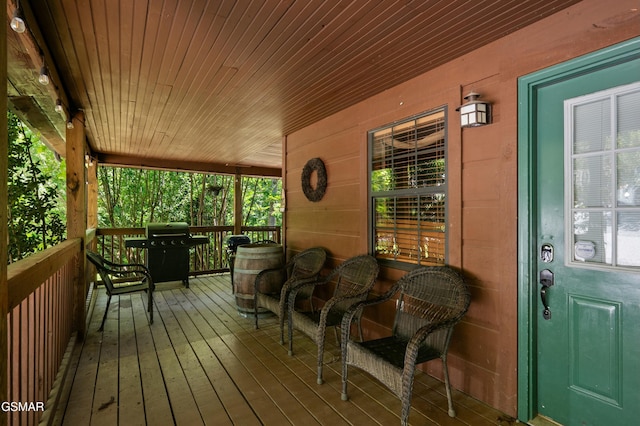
66;111;87;339
6;0;68;156
1;2;9;422
281;135;287;250
87;155;98;230
97;153;281;178
234;169;243;235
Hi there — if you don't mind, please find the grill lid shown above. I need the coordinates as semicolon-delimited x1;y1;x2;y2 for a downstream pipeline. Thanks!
225;235;251;251
146;222;190;238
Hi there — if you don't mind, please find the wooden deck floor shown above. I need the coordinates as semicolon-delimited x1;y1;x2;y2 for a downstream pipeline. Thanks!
53;274;514;426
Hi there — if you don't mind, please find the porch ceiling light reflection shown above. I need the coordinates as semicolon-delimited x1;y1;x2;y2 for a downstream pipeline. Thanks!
456;92;491;128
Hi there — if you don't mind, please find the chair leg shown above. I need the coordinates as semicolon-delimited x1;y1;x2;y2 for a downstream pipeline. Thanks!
279;312;286;345
148;288;153;325
317;331;326;384
341;352;349;401
400;382;414;426
278;290;288;345
288;312;294;356
99;294;112;331
442;356;456;417
400;400;410;426
400;364;417;426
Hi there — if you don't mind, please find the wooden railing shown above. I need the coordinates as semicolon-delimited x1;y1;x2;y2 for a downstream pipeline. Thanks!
2;225;279;425
6;238;82;426
95;226;281;274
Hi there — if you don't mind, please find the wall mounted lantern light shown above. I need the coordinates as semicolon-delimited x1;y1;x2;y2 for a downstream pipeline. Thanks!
456;92;491;128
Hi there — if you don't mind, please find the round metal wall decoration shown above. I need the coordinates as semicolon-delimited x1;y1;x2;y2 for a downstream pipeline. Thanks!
301;157;327;202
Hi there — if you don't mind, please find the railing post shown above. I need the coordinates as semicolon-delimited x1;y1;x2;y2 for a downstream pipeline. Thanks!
66;111;87;339
1;1;9;422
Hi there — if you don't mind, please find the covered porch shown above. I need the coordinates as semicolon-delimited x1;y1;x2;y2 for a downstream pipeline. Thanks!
3;1;639;425
53;274;508;426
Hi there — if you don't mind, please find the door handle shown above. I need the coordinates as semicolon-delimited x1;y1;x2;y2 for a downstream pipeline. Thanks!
539;269;554;320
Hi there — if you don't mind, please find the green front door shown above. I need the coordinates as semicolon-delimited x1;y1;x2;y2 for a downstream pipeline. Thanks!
520;40;640;426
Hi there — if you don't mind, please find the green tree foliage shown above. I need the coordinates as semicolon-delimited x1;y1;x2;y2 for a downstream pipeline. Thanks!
98;166;282;227
243;177;281;226
7;112;66;263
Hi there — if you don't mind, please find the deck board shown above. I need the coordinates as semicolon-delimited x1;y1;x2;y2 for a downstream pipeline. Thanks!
56;274;511;425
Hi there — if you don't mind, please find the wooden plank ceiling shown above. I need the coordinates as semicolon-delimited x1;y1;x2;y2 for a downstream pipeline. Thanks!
6;0;581;174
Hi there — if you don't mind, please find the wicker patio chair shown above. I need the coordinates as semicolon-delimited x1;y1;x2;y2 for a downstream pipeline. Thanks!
87;251;154;331
340;266;471;425
254;247;327;344
287;254;379;384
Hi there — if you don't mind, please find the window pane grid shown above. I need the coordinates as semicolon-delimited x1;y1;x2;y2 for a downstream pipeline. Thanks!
567;83;640;270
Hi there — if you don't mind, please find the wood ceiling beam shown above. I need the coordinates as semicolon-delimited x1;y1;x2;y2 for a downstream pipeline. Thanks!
96;153;282;178
6;0;69;156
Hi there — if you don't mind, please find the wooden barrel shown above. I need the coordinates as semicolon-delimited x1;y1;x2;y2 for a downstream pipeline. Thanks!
233;243;284;315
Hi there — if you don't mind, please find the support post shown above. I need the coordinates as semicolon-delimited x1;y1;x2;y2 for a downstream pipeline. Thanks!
1;2;9;423
234;168;242;235
87;155;98;231
66;112;87;339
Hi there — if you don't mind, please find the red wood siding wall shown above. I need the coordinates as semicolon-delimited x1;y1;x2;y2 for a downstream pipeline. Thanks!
284;0;639;416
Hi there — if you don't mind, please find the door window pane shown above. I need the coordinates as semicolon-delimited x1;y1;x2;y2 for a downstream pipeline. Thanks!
574;155;612;208
617;151;640;207
617;90;640;148
574;99;611;153
566;82;640;271
617;212;640;267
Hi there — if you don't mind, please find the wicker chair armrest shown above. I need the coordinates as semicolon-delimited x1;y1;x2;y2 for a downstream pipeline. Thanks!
287;276;328;305
288;275;322;290
315;293;361;344
321;291;368;313
254;266;286;293
275;275;319;300
340;283;400;342
286;277;328;327
403;319;456;373
283;257;299;276
317;290;370;332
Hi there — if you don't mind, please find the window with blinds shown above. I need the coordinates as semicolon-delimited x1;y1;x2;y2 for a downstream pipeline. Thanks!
369;108;447;266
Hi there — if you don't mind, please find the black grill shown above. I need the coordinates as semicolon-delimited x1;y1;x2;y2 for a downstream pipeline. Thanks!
125;222;209;287
226;235;251;253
